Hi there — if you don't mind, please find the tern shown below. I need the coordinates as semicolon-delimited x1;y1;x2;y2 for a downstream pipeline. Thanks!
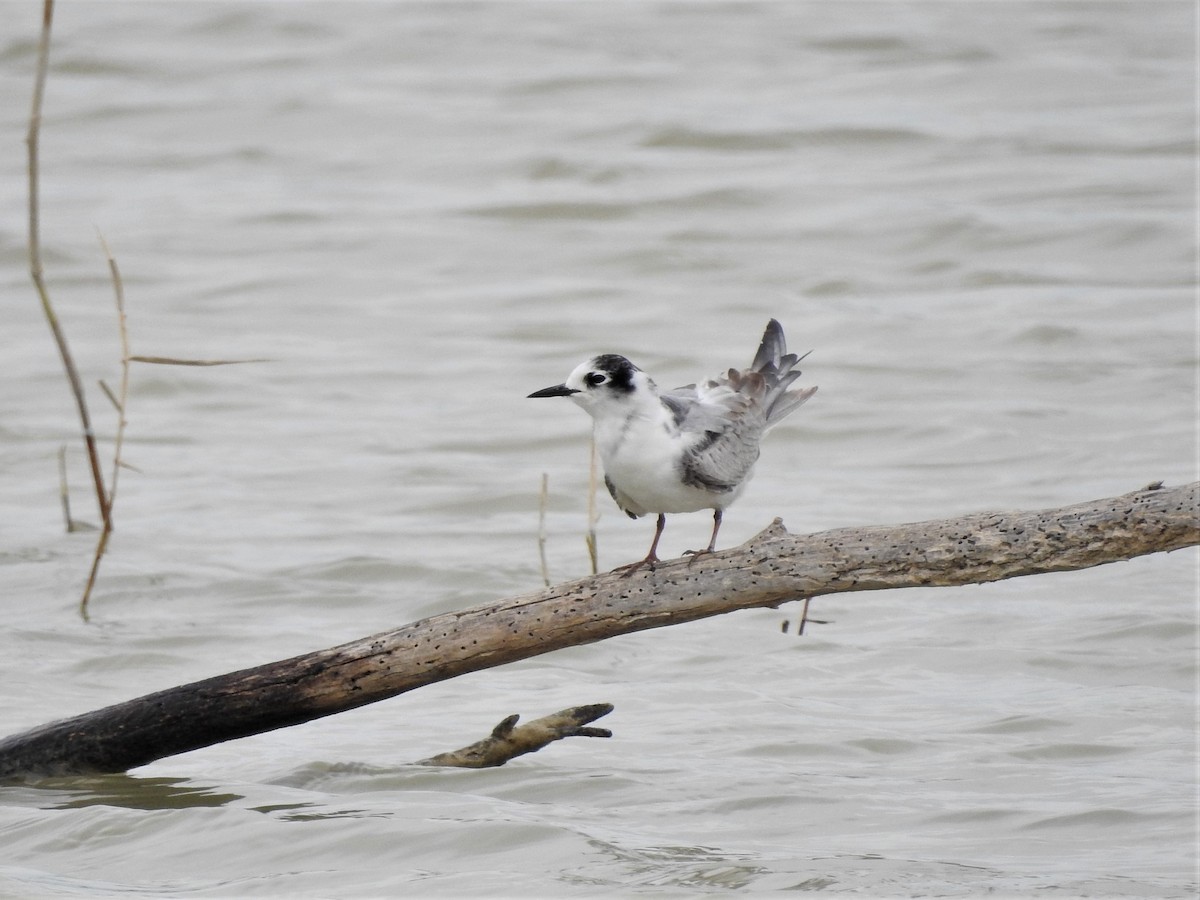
528;319;816;572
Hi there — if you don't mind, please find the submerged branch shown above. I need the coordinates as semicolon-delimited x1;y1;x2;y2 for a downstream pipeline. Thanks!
417;704;614;768
0;482;1194;779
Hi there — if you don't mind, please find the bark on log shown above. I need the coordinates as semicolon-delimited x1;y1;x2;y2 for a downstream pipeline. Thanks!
1;482;1195;780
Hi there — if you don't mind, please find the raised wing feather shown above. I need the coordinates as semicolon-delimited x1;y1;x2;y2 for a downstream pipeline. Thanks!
659;319;817;492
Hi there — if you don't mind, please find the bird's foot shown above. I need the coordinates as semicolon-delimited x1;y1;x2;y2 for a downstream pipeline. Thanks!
614;554;658;578
682;546;716;566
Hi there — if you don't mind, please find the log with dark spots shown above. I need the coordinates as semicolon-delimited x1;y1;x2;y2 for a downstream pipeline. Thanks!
0;482;1194;779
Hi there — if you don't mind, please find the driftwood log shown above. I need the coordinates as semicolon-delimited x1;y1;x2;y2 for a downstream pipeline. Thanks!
1;482;1195;780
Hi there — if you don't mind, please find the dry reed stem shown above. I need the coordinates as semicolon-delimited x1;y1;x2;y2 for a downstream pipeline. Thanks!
586;430;599;574
130;356;269;366
26;0;262;613
78;234;132;617
796;595;812;635
98;233;131;509
56;445;75;532
98;379;120;411
538;473;551;587
26;0;112;538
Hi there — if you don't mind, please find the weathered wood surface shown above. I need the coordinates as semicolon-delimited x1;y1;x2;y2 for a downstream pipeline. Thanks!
416;704;614;768
1;482;1195;779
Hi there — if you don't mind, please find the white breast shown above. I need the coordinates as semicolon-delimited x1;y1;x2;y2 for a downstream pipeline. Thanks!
593;404;747;515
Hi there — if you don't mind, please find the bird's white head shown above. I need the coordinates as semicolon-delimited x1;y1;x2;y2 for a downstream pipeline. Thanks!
528;354;656;419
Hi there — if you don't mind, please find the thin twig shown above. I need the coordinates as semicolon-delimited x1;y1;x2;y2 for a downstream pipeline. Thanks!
537;473;550;587
79;233;132;616
98;379;120;411
585;429;599;575
57;444;73;532
98;232;131;509
27;0;111;537
796;595;811;635
130;355;268;366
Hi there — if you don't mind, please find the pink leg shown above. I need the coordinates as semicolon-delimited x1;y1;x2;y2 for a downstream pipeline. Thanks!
616;513;666;576
685;509;723;563
704;509;723;553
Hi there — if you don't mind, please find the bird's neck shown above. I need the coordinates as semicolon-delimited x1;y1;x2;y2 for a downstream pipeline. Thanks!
590;388;670;457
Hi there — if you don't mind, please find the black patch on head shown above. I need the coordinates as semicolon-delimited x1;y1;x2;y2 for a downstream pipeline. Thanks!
591;354;638;394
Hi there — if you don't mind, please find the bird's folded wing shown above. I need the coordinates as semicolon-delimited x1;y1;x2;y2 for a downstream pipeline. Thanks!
678;428;761;492
662;382;766;492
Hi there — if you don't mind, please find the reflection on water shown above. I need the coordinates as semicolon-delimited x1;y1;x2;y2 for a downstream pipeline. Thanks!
5;774;242;811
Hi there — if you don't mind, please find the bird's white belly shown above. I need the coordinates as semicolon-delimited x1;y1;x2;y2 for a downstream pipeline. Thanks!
597;415;748;515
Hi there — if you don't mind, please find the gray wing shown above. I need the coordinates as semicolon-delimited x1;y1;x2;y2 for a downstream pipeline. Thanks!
660;320;817;492
660;384;766;493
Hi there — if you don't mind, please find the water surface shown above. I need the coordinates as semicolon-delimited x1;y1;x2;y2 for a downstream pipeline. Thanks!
0;2;1195;896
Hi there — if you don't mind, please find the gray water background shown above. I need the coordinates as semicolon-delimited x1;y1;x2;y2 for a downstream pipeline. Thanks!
0;2;1196;896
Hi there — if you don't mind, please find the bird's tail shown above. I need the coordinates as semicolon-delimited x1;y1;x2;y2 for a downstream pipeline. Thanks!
749;318;817;427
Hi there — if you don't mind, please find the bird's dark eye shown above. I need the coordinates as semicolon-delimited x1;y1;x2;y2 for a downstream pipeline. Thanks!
586;372;607;386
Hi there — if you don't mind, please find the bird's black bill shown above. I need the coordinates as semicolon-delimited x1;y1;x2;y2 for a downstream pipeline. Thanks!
527;384;580;398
